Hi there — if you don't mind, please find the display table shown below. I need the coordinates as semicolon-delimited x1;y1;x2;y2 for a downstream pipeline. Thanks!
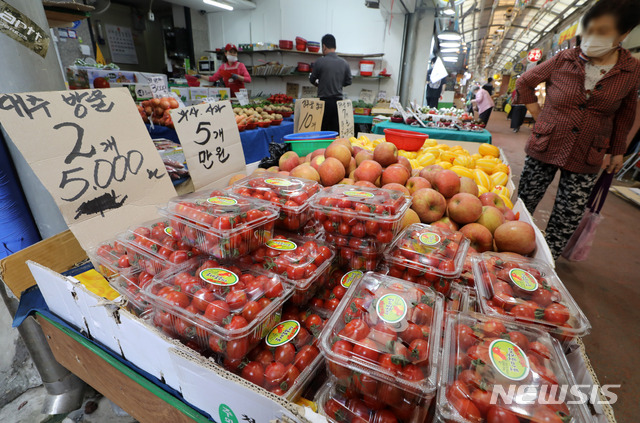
372;121;492;143
354;115;374;125
146;121;294;164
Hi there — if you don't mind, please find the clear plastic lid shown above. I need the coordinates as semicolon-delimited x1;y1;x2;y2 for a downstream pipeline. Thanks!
226;172;321;212
318;272;444;399
445;283;467;314
162;190;280;236
234;235;335;290
117;219;199;274
309;267;365;318
310;185;411;224
325;232;385;252
144;257;293;343
385;224;470;278
88;240;132;278
230;304;325;399
472;252;590;339
437;312;592;423
451;252;478;288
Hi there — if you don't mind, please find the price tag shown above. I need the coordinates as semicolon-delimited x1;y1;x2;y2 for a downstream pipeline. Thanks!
149;75;169;98
236;89;249;106
170;100;246;191
359;89;375;104
294;99;324;133
286;83;299;99
0;88;176;249
301;86;318;98
337;99;354;138
202;96;220;104
377;91;387;101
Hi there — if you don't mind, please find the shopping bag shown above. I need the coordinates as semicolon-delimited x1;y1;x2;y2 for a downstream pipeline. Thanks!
561;172;613;261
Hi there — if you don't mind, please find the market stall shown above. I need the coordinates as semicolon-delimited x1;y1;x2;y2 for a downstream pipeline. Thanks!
372;120;492;143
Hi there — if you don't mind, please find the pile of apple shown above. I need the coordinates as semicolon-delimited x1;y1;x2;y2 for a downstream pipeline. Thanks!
137;97;180;128
253;138;536;257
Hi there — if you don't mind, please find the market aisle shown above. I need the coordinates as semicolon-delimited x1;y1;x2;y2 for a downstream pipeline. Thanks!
488;111;640;422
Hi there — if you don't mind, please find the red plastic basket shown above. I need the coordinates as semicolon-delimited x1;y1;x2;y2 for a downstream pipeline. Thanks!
383;128;428;151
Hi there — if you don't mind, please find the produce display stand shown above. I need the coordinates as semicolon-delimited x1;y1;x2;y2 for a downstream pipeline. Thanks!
372;120;492;143
353;115;375;125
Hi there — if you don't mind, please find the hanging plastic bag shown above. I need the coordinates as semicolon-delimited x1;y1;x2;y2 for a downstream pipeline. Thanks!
561;172;613;261
258;142;291;169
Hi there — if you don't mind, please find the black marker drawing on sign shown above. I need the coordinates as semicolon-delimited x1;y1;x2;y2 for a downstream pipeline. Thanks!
241;416;256;423
59;167;89;201
205;103;226;115
0;93;51;119
146;168;165;179
54;122;97;164
216;146;229;163
199;150;214;169
74;190;128;219
61;90;115;118
194;121;211;145
176;109;189;123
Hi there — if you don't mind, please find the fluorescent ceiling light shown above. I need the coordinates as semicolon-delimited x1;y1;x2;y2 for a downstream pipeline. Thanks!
203;0;233;10
442;8;455;16
443;56;458;62
440;41;460;48
437;31;461;41
441;48;459;53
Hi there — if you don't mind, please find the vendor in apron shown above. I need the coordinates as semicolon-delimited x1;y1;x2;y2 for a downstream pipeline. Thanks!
209;44;251;96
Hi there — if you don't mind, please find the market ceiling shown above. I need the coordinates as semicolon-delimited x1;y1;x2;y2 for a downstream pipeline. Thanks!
454;0;591;74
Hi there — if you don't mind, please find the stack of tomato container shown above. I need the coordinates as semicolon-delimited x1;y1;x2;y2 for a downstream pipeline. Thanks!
316;272;444;423
308;267;365;319
309;185;411;271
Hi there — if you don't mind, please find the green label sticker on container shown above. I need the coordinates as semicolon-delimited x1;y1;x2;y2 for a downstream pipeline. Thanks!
265;320;300;347
376;294;407;324
509;268;538;292
164;226;174;236
344;190;374;198
218;403;238;423
199;268;239;286
265;177;294;187
207;196;238;206
341;270;363;288
419;232;441;246
266;239;297;251
489;339;530;381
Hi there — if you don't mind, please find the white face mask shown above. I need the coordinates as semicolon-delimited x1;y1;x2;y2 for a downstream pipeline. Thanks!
581;35;617;58
226;54;238;63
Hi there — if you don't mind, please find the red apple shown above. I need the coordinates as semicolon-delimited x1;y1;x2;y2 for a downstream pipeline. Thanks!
479;192;507;213
310;155;326;171
381;164;410;186
494;221;536;255
382;183;410;196
325;144;352;168
475;206;505;235
373;142;398;167
318;157;345;186
354;180;377;188
279;151;300;172
459;176;479;196
432;216;459;231
447;193;483;225
397;156;412;174
290;164;320;183
460;223;493;253
406;176;432;195
419;164;444;184
355;150;373;166
354;160;383;184
433;169;461;198
411;188;446;223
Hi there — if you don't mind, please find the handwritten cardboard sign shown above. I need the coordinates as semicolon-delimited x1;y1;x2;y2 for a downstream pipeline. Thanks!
377;91;387;100
359;89;375;104
294;99;324;133
149;75;169;98
0;88;177;249
170;101;246;191
236;89;249;106
337;99;354;138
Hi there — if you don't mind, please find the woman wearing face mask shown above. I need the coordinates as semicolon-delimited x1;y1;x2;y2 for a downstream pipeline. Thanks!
514;0;640;260
209;44;251;96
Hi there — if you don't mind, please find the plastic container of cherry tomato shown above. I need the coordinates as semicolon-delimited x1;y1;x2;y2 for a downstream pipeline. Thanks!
159;190;279;259
318;272;444;416
472;252;590;345
445;283;467;314
310;185;411;241
117;219;200;276
227;172;321;231
334;244;383;271
225;304;326;400
450;253;478;288
379;260;455;296
316;380;419;423
108;266;154;316
436;312;592;423
88;240;136;279
309;267;365;319
234;235;335;306
385;224;470;279
144;257;293;361
275;218;325;241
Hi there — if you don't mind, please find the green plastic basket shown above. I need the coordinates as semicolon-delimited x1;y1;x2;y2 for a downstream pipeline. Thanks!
285;139;334;156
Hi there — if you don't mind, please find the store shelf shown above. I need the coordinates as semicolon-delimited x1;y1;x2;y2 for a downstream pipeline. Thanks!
207;49;384;59
250;73;390;80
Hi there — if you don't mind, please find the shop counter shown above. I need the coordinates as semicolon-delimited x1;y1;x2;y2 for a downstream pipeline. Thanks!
372;121;492;143
353;115;374;125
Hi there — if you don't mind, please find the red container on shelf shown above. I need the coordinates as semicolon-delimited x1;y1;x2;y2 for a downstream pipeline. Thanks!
383;128;429;151
145;257;294;361
318;272;444;422
225;303;326;400
308;46;320;53
297;62;310;72
235;234;335;306
159;191;279;259
279;40;293;50
359;60;375;76
227;172;321;231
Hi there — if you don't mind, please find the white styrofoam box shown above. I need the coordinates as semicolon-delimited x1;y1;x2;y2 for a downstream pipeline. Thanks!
188;87;209;100
27;261;315;422
513;198;555;267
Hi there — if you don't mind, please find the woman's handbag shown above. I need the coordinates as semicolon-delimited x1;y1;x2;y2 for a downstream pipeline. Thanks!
561;172;614;261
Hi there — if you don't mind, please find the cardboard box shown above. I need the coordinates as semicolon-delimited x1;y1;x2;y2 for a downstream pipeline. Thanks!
170;86;190;103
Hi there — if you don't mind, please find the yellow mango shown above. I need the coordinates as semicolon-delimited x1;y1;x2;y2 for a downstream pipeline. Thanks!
426;147;441;159
478;143;500;158
490;171;509;187
423;139;438;147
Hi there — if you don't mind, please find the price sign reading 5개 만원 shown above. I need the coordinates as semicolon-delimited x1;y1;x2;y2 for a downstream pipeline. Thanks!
0;88;177;249
170;100;246;191
294;98;324;133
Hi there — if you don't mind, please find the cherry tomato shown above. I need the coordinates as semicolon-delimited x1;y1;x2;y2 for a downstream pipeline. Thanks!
274;343;296;365
456;324;478;351
264;278;284;299
544;303;570;325
204;300;230;323
352;338;380;363
487;405;520;423
458;369;481;390
451;397;482;422
408;338;429;363
483;320;506;337
506;331;530;351
253;349;274;368
225;290;248;310
532;287;555;306
242;301;262;322
294;345;319;371
400;323;423;344
241;361;265;387
470;388;493;417
164;291;189;308
264;362;286;388
226;339;248;360
529;341;552;359
118;255;130;268
340;319;370;341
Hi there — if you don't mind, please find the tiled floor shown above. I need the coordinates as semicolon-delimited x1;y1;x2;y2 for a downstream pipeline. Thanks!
487;111;640;422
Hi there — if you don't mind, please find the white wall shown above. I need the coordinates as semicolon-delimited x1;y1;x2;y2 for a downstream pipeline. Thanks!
207;0;411;98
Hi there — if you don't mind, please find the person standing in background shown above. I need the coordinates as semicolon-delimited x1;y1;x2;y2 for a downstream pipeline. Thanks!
514;0;640;259
426;58;444;108
483;77;495;96
472;85;494;124
309;34;352;132
209;44;251;96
